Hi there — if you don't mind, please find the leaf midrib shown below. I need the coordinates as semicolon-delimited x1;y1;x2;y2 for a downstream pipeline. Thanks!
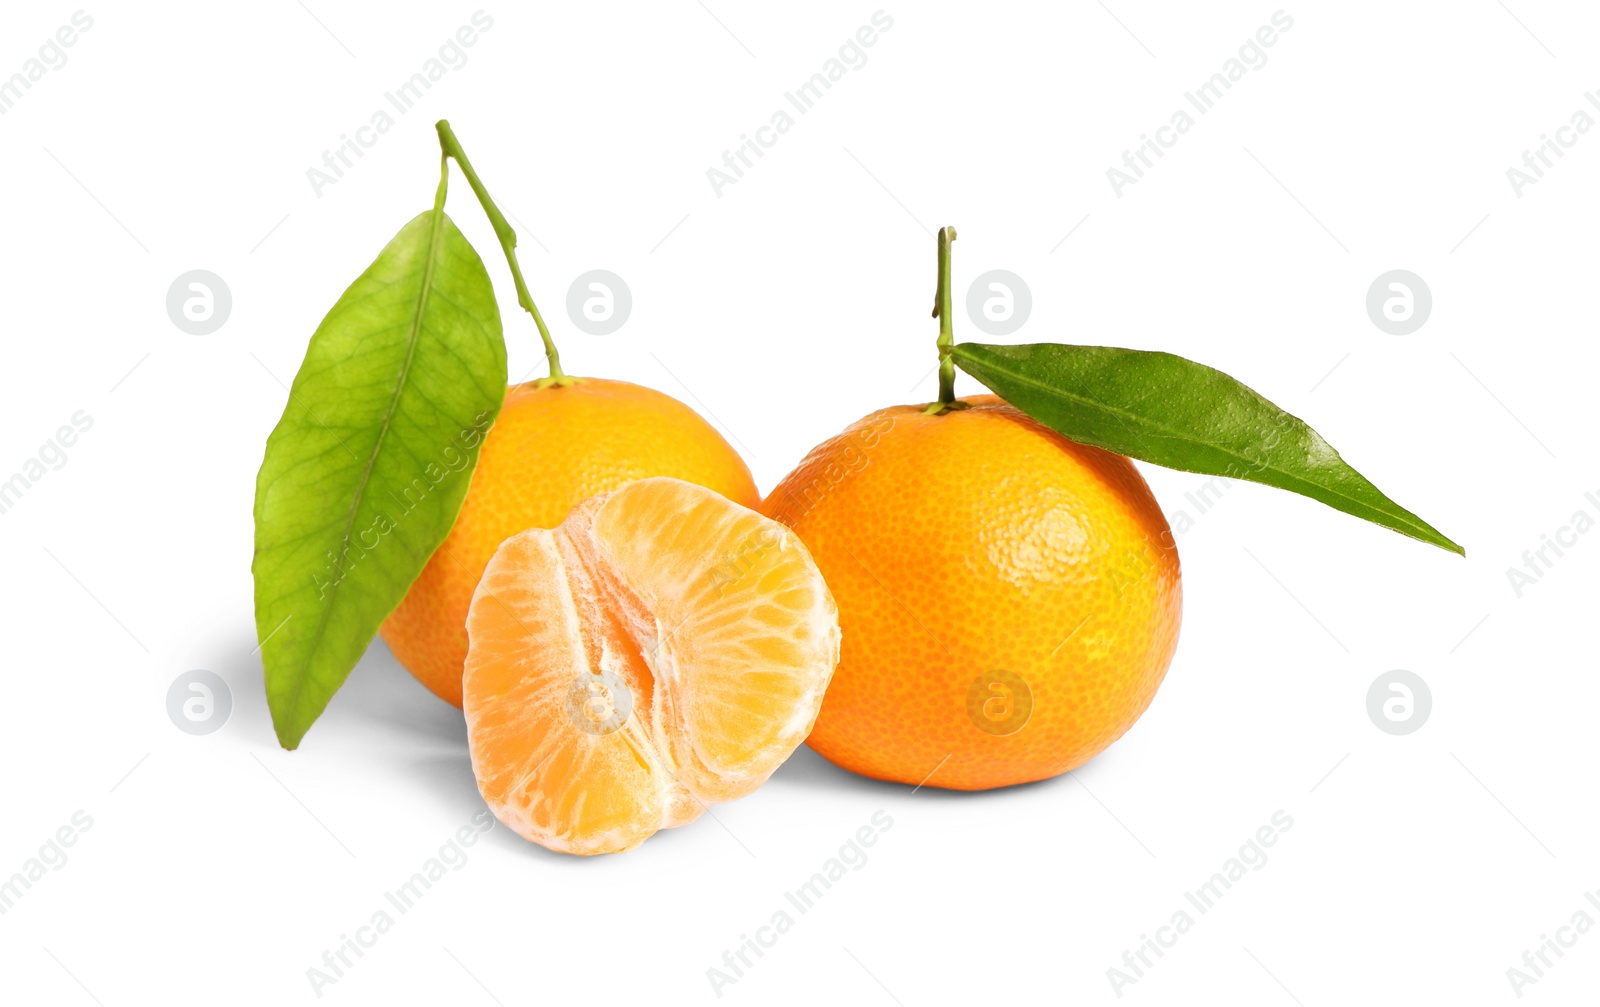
281;212;449;726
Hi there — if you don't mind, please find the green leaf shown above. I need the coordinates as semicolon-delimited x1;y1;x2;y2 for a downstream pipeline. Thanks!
951;342;1463;555
253;208;507;748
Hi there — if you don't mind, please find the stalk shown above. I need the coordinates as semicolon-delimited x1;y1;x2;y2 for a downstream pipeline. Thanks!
926;225;964;414
435;119;570;385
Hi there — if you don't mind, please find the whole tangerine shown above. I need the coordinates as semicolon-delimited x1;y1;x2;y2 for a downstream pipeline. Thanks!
763;395;1181;790
382;377;759;706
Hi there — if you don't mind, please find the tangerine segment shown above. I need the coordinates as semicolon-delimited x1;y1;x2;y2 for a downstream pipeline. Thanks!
461;528;694;856
464;478;840;855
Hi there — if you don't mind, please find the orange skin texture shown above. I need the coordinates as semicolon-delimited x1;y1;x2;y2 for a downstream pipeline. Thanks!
762;396;1182;791
381;378;759;707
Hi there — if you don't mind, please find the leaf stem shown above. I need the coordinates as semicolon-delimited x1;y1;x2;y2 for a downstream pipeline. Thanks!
435;119;569;384
926;225;963;414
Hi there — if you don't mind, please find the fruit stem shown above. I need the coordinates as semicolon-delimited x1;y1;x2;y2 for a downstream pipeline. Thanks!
433;152;449;214
926;225;963;414
435;119;570;385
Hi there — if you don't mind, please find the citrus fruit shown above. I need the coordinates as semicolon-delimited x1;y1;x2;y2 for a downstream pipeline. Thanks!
381;379;759;707
463;477;840;855
762;396;1181;791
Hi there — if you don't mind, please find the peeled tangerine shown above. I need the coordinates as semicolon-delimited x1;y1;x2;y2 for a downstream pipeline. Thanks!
463;478;840;855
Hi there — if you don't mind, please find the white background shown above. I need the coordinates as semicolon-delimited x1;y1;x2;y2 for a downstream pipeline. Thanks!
1;2;1595;1004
